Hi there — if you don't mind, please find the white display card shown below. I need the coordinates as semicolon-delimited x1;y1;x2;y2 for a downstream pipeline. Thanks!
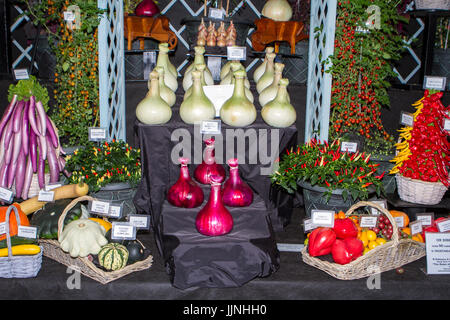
311;210;335;228
203;84;234;117
425;232;450;274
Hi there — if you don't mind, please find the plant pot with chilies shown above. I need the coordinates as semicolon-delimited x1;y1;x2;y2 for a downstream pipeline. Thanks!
389;90;449;205
271;139;385;217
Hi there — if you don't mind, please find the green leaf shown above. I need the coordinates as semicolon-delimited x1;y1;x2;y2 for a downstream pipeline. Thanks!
62;62;70;72
342;189;348;202
351;188;359;201
310;174;319;185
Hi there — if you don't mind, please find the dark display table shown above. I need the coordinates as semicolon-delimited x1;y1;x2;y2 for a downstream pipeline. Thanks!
133;85;297;288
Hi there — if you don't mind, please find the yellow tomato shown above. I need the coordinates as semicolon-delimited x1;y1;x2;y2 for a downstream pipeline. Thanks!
376;237;387;245
359;231;368;247
366;230;377;241
363;247;371;255
368;241;379;250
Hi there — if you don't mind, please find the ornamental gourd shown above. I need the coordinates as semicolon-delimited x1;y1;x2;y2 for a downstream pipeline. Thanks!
156;43;178;92
253;47;274;83
0;203;29;241
261;0;293;22
256;52;276;94
261;78;296;128
98;243;129;271
58;218;108;258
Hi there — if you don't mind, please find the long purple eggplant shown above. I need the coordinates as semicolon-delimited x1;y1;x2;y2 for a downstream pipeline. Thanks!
7;153;17;188
11;127;22;165
0;95;17;138
0;162;8;188
3;115;14;152
35;100;47;136
58;155;66;172
36;117;47;161
46;135;60;183
4;128;15;165
28;96;40;136
29;129;38;173
21;156;33;200
22;100;29;156
37;149;45;189
45;115;59;148
14;148;26;198
12;100;24;133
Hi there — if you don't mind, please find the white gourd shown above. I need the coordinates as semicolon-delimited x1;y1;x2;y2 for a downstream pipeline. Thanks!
259;62;290;107
183;46;214;91
261;78;296;128
184;64;207;100
58;219;108;258
220;62;250;89
253;47;274;83
261;0;293;22
156;43;178;92
153;66;176;107
256;52;276;94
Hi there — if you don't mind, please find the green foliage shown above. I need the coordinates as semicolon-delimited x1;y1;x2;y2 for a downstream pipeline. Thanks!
8;75;50;112
271;139;385;201
65;140;142;193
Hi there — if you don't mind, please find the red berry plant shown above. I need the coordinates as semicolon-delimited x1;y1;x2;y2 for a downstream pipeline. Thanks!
328;0;407;156
390;90;450;186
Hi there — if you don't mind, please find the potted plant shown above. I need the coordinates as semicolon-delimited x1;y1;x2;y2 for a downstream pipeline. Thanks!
64;140;142;216
270;139;385;217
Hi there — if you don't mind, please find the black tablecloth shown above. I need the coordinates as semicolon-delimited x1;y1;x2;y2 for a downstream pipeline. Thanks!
133;97;298;241
161;187;279;289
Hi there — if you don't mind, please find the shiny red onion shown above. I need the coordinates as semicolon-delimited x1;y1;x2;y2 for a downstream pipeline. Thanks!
222;158;253;207
195;174;233;237
167;158;204;208
135;0;160;17
194;138;226;185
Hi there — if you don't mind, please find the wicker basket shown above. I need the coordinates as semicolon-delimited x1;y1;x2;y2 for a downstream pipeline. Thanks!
13;173;50;199
396;174;448;205
415;0;450;10
0;205;43;278
301;201;426;280
39;195;153;284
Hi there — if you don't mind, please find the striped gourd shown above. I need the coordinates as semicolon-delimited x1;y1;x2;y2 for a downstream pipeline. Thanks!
98;243;129;271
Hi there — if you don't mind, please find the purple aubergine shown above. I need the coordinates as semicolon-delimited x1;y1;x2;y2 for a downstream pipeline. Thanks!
3;116;14;152
35;100;47;136
4;128;15;165
11;129;22;165
28;96;40;136
7;154;17;189
21;100;29;156
29;129;38;173
0;94;18;137
36;118;47;161
37;150;45;189
58;155;66;171
14;149;26;198
45;115;59;148
46;135;60;183
0;162;8;188
12;100;24;133
21;156;33;200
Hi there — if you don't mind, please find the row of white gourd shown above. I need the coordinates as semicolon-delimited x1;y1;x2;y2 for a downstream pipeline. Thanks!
136;43;296;128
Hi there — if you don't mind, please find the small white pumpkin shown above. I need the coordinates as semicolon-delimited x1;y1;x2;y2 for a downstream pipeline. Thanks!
58;218;108;258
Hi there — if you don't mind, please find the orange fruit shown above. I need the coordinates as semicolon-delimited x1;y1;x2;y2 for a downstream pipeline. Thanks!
401;227;411;236
390;210;410;227
337;211;346;219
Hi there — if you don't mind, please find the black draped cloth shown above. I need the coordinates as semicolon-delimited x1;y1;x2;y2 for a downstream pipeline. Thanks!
133;94;297;288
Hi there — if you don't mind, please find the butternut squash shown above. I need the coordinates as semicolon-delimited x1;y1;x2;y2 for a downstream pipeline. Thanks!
0;244;41;257
19;182;89;215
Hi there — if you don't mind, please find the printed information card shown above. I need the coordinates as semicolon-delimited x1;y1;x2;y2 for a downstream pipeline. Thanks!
425;232;450;274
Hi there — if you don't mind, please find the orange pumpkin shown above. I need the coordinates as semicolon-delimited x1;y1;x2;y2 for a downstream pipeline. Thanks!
389;210;410;227
0;203;30;241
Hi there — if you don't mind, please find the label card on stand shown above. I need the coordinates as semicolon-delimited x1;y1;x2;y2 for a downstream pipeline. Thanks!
89;200;110;215
200;119;222;135
13;68;29;80
38;190;55;202
436;218;450;233
18;226;38;239
416;213;434;226
63;11;75;22
400;111;414;127
143;51;157;80
45;183;62;191
203;84;234;117
303;218;314;233
128;214;151;230
360;216;379;228
0;223;6;235
340;141;358;153
89;127;107;142
227;46;246;61
208;7;224;20
110;222;136;240
410;220;423;235
370;200;387;215
423;76;446;91
444;119;450;132
425;232;450;274
0;187;14;204
311;210;335;228
108;204;123;219
394;216;405;228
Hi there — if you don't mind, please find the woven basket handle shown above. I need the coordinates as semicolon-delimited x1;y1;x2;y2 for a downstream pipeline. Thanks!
4;205;22;259
56;195;95;239
345;201;399;246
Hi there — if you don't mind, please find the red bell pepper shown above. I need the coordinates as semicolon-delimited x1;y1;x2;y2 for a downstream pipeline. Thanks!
331;238;364;265
333;218;358;239
422;217;449;241
308;227;337;257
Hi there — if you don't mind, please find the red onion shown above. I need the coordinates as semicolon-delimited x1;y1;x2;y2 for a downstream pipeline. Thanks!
135;0;160;17
167;158;204;208
195;174;233;237
222;158;253;207
194;138;226;184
